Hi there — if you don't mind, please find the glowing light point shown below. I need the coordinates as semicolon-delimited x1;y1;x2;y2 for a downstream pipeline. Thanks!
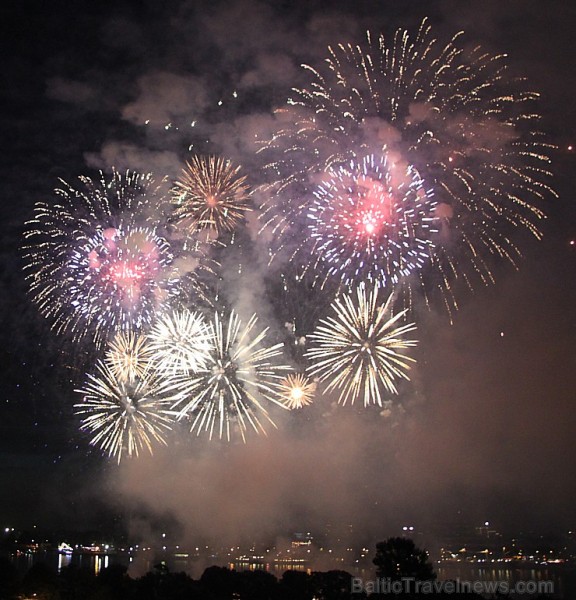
279;373;316;409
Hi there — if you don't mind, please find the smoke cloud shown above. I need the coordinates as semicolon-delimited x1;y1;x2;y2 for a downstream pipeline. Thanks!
24;0;576;559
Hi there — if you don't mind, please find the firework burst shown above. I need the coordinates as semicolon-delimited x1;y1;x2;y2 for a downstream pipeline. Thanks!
260;19;555;311
308;152;436;288
74;361;180;463
105;331;154;383
172;155;251;238
173;311;290;442
305;284;417;407
278;373;316;409
23;170;193;346
148;309;213;375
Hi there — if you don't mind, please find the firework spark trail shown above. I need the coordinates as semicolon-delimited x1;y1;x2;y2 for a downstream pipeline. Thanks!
148;309;213;375
74;361;180;463
172;311;290;442
172;155;251;238
23;170;195;346
259;19;556;313
308;152;437;288
305;284;417;407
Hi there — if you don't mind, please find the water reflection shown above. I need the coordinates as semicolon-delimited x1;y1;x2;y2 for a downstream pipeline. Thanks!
94;554;110;575
14;551;114;576
437;564;573;598
57;552;71;571
228;561;308;574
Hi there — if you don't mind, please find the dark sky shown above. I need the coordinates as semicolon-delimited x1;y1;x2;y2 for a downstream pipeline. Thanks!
0;0;575;547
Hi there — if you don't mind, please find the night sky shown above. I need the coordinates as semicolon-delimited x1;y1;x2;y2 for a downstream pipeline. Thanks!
1;0;575;547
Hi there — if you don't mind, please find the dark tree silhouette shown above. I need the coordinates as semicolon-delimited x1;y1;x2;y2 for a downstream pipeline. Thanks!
372;537;436;581
96;563;132;600
0;557;19;600
311;569;367;600
58;564;96;600
133;569;201;600
278;570;314;600
236;569;278;600
21;562;60;600
199;565;237;599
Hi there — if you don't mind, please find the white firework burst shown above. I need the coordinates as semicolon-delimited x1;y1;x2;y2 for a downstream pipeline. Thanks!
148;309;213;375
74;361;180;463
305;284;417;406
172;311;290;442
278;373;316;409
105;331;154;383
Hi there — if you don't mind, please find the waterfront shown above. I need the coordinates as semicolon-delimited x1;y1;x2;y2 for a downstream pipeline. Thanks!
6;549;576;597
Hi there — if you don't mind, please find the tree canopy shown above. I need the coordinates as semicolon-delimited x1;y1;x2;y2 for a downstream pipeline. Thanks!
373;536;436;581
